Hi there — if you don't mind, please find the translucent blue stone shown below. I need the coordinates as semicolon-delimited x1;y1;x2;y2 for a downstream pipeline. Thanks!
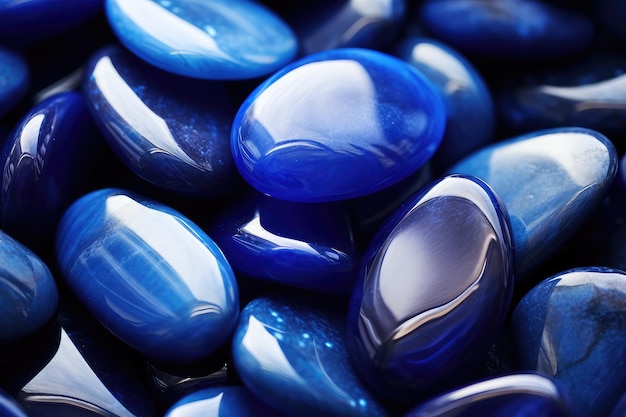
105;0;297;79
448;127;618;278
232;48;446;202
418;0;594;60
232;296;391;417
83;45;241;198
0;388;28;417
511;267;626;417
404;374;573;417
55;188;240;363
347;175;514;402
0;48;28;118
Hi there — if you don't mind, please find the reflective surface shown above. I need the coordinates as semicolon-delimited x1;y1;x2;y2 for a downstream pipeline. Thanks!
105;0;297;79
0;388;28;417
55;188;240;363
511;267;626;417
0;47;28;118
232;296;390;417
232;48;446;202
347;175;514;401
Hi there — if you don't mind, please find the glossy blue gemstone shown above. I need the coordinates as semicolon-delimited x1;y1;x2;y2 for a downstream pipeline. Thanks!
0;388;28;417
418;0;594;60
105;0;297;79
347;174;514;401
0;91;101;248
55;188;240;363
511;267;626;417
83;44;241;198
404;373;573;417
0;48;28;118
232;296;391;417
232;48;446;202
448;127;617;279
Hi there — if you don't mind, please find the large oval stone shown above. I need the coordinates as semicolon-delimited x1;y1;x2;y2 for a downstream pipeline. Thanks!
55;188;239;363
232;48;445;202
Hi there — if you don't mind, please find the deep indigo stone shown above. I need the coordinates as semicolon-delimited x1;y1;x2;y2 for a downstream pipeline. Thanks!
612;392;626;417
347;175;514;401
0;388;27;417
404;374;573;417
232;48;446;202
232;296;390;417
105;0;297;79
0;48;28;118
511;267;626;417
55;188;240;363
83;44;241;198
448;127;618;278
596;0;626;43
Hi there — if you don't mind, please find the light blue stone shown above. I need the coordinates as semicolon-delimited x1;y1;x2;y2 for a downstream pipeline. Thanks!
105;0;298;79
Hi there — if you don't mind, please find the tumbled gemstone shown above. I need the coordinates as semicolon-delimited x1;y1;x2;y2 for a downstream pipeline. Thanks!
0;388;28;417
232;296;391;417
105;0;297;79
55;188;239;363
347;174;514;401
511;267;626;417
83;45;241;198
232;48;445;202
0;48;28;118
0;229;58;343
448;127;617;278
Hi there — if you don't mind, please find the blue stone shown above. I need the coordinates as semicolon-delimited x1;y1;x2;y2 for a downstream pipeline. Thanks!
55;188;240;363
0;388;28;417
232;48;446;202
0;48;28;118
83;44;241;198
511;267;626;417
612;392;626;417
232;295;391;417
347;174;514;402
105;0;297;79
597;0;626;43
418;0;594;60
448;127;618;278
404;373;573;417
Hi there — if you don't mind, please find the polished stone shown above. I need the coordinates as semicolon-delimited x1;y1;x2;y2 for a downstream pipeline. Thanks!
448;127;617;278
83;45;241;198
105;0;297;79
0;388;27;417
347;175;514;401
232;296;390;417
55;188;240;363
0;48;28;118
511;267;626;417
612;392;626;417
232;48;445;202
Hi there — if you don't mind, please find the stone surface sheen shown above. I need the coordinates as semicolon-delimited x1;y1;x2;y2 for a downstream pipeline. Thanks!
511;267;626;417
347;175;514;401
0;388;28;417
232;296;390;417
105;0;297;79
0;48;28;118
83;45;240;198
55;188;239;363
449;127;617;278
232;48;445;202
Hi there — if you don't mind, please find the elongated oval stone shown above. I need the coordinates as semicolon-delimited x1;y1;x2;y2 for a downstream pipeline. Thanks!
105;0;297;79
511;267;626;417
232;48;445;202
347;174;514;401
0;48;28;118
55;188;239;363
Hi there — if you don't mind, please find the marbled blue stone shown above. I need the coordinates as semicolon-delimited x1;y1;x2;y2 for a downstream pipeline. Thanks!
347;174;514;401
511;267;626;417
55;188;240;363
404;373;573;417
232;296;391;417
418;0;594;60
105;0;297;79
448;127;618;278
0;48;28;119
83;44;241;198
0;388;27;417
232;48;446;202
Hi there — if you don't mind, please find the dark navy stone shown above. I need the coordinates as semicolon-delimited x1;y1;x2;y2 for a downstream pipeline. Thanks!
418;0;594;60
0;48;28;119
105;0;297;79
55;188;240;363
612;392;626;417
232;48;446;202
404;373;573;417
83;44;241;198
448;127;617;278
511;267;626;417
232;296;391;417
0;388;28;417
347;174;514;402
395;37;495;172
596;0;626;43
